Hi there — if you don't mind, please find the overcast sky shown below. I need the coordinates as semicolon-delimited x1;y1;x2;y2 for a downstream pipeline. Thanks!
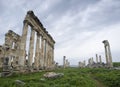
0;0;120;65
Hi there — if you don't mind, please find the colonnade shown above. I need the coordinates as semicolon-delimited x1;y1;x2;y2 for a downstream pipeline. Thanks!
19;11;55;70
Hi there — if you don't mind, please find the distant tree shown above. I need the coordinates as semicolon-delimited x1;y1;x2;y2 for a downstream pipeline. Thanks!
113;62;120;67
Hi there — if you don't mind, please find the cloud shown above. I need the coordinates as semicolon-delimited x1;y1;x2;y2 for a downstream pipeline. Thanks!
0;0;120;65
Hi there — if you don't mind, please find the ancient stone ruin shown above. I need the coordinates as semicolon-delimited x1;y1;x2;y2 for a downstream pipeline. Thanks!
63;56;70;68
103;40;113;68
0;11;55;75
86;40;113;68
87;55;105;68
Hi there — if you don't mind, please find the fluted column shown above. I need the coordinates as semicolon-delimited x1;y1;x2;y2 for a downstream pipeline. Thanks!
105;45;109;65
44;39;48;68
42;37;47;68
96;54;98;63
91;57;94;64
28;29;35;67
99;55;102;64
38;34;42;68
83;60;86;67
41;36;44;68
46;43;50;68
108;44;113;67
66;59;68;67
34;33;40;69
63;56;66;68
49;45;52;67
19;21;28;66
51;46;54;67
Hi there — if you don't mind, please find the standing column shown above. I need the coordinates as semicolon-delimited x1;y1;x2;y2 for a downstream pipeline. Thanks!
50;45;53;68
43;39;47;68
51;45;54;68
28;29;35;67
83;60;86;67
47;43;50;68
103;40;112;67
42;37;47;69
96;54;98;63
99;55;102;64
63;56;66;68
38;34;42;69
41;36;44;68
45;40;48;68
91;57;94;64
105;46;109;65
19;21;28;67
108;44;113;67
34;33;40;69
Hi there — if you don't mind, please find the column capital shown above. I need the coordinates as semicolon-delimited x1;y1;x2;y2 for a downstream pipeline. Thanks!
43;37;47;40
23;20;29;25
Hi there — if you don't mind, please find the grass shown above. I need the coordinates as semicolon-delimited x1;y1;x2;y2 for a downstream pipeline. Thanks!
0;68;120;87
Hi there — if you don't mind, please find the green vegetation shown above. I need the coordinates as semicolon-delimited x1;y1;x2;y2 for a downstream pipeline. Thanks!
0;68;120;87
113;62;120;67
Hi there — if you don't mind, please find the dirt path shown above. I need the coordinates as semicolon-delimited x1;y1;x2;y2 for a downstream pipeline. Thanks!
89;74;107;87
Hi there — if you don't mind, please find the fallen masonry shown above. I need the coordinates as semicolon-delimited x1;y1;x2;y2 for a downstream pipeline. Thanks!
43;72;64;79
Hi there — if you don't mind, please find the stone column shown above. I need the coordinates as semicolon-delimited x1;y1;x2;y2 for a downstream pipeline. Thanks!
108;44;113;67
51;46;54;68
91;57;94;64
88;59;90;65
42;37;46;69
34;33;40;69
41;36;44;68
19;21;28;67
44;39;47;68
38;34;42;69
45;40;48;68
83;60;86;67
66;59;68;67
28;29;35;67
63;56;66;68
47;43;50;68
96;54;98;63
103;40;113;67
105;45;109;64
99;55;102;64
48;45;52;67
